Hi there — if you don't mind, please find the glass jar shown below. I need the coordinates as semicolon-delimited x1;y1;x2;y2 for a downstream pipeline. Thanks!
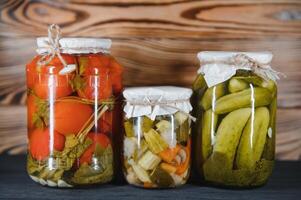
122;87;193;188
26;26;123;187
192;51;279;188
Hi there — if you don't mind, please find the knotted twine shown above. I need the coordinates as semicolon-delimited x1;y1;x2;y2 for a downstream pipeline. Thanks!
37;24;69;73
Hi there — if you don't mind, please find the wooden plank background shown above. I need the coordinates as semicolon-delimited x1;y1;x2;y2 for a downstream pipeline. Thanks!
0;0;300;160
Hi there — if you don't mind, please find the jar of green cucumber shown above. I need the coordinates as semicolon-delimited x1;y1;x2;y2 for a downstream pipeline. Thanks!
122;87;193;188
192;51;282;188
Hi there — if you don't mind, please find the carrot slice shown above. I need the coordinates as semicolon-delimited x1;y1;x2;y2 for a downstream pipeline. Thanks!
159;145;181;163
176;139;191;175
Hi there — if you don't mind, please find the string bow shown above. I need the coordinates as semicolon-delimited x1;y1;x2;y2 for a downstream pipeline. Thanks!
229;53;285;81
37;24;68;73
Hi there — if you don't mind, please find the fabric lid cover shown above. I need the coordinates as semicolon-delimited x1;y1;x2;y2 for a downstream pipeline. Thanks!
197;51;274;87
36;37;112;54
123;86;193;120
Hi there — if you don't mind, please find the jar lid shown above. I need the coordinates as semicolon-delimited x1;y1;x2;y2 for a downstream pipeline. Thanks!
196;51;282;87
198;51;273;64
36;37;112;54
123;86;193;120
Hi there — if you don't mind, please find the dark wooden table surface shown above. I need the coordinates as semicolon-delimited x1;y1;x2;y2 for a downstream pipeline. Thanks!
0;155;300;200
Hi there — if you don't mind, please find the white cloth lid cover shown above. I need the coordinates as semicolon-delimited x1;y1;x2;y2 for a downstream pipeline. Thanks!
197;51;274;87
197;51;273;64
123;86;193;119
36;37;112;54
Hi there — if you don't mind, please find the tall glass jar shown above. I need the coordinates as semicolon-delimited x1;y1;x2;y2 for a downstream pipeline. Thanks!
192;51;279;188
122;87;193;188
26;25;123;187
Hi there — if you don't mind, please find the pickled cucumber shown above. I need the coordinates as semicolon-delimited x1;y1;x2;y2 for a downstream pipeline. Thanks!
200;83;226;110
138;151;161;170
124;121;134;137
262;97;277;160
203;152;229;184
192;115;204;175
176;119;189;144
215;87;272;114
252;160;274;186
235;76;276;96
236;107;270;169
201;109;218;160
156;120;171;134
228;78;248;93
193;74;206;91
144;129;168;154
235;76;263;87
150;167;174;187
213;108;252;168
261;79;277;96
141;116;154;133
203;108;251;183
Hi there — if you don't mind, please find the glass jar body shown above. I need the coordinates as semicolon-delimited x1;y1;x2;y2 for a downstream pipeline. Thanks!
123;112;191;188
26;53;123;187
192;71;276;188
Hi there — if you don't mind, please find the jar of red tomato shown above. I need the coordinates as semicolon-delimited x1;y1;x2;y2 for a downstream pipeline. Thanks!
26;24;123;187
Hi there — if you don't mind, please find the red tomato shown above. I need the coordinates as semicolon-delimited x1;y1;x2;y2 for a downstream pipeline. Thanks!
75;54;113;100
54;101;93;136
79;132;111;165
110;73;123;95
34;74;74;99
26;54;76;99
76;73;112;100
26;56;40;89
97;111;113;134
109;57;123;75
29;128;65;161
39;54;76;74
27;94;37;129
78;54;111;76
108;57;123;95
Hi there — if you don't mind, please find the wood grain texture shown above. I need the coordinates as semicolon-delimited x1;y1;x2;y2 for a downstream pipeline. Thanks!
1;0;300;38
0;0;300;159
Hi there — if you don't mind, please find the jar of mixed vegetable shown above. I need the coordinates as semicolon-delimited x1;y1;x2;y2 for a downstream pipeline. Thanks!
122;87;193;188
192;51;281;188
26;25;123;187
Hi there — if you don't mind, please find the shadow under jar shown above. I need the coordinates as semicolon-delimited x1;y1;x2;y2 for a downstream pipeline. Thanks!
122;86;193;188
192;51;279;188
26;35;123;187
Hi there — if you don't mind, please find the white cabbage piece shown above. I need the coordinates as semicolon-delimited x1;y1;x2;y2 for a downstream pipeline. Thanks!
156;120;171;133
161;130;177;148
126;167;140;185
175;112;188;125
124;137;138;158
156;120;177;148
170;173;183;186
